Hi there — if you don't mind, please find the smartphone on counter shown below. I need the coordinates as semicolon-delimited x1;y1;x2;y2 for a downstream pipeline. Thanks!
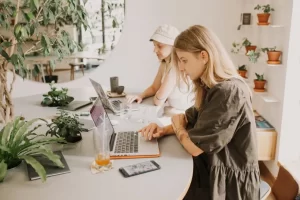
119;160;160;178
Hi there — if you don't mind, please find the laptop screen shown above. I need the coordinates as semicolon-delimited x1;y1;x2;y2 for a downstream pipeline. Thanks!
89;78;112;110
89;98;114;139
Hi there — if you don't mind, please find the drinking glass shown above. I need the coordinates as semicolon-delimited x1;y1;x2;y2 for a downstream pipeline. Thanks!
92;122;112;171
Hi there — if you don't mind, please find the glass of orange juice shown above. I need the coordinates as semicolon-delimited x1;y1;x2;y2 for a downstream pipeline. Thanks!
92;116;112;171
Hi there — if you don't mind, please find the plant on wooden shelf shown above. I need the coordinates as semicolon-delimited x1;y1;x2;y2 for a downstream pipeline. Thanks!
237;65;247;78
247;50;260;63
0;116;65;183
254;73;266;92
254;4;275;26
0;0;89;124
45;110;88;143
41;81;74;107
261;46;282;65
231;38;257;55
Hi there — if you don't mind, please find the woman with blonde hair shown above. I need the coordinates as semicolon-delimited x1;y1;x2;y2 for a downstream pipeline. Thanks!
139;25;260;200
127;24;194;111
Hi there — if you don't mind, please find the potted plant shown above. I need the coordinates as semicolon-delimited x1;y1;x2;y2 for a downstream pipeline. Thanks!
261;46;282;64
237;65;247;78
0;0;88;124
0;116;65;183
254;4;275;25
45;111;88;143
254;73;266;92
41;81;74;107
247;50;260;63
231;38;256;55
242;38;257;55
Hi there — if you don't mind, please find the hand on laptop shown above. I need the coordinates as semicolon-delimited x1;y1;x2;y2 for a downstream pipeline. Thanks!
127;95;143;104
139;123;164;140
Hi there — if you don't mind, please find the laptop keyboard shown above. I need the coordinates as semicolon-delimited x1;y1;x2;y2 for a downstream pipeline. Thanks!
114;131;138;154
111;100;121;110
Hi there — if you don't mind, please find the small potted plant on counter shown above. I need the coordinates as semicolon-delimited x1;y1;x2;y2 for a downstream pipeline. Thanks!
254;4;275;25
0;116;65;183
46;111;88;143
254;73;266;92
261;46;282;64
41;81;74;107
237;65;247;78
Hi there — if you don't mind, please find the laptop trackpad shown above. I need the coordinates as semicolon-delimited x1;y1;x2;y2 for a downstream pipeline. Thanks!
138;134;160;155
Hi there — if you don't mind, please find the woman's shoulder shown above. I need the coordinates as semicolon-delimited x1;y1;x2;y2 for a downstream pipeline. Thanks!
208;78;249;100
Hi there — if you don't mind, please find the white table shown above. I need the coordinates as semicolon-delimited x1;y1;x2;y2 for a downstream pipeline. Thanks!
0;88;193;200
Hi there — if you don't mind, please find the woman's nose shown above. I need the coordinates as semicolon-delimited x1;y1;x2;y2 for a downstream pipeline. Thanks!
153;46;158;53
178;63;185;71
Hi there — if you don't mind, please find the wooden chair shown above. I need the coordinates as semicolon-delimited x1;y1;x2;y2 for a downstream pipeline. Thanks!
69;62;85;80
272;165;299;200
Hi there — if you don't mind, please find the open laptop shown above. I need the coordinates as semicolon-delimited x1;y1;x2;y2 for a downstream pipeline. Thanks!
89;78;138;115
90;97;160;159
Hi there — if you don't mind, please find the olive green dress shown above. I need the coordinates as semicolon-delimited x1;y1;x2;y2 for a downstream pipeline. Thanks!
183;78;260;200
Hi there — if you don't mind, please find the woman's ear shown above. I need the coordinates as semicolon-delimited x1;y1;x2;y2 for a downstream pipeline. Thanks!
200;51;209;64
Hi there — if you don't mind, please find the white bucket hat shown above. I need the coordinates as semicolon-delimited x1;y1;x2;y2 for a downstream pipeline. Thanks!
150;24;180;46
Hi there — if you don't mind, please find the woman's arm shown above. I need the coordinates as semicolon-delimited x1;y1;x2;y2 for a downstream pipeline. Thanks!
139;63;164;99
153;67;177;106
175;128;203;157
171;114;203;157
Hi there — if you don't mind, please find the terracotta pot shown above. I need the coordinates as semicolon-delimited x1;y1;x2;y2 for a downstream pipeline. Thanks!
254;80;266;90
257;13;270;25
238;70;247;78
267;51;282;61
245;46;257;55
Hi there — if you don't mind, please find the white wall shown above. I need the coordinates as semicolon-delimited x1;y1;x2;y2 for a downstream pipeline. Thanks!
277;0;300;162
9;0;241;98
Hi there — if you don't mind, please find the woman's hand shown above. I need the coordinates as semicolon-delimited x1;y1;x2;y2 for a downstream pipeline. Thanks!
138;123;164;140
127;95;143;104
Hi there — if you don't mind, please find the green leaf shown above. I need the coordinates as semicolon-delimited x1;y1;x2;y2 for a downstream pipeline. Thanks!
21;27;28;38
0;145;11;153
36;150;64;168
0;160;7;182
0;49;10;60
31;0;39;10
13;118;40;147
26;12;35;21
1;42;11;48
1;122;13;145
20;155;46;182
30;24;35;36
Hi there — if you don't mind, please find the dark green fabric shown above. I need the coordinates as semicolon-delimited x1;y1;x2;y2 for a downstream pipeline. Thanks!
184;78;260;200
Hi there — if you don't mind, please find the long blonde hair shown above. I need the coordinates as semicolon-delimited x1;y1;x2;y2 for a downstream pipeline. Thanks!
173;25;245;109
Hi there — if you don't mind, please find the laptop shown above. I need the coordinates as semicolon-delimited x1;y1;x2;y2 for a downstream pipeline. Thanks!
89;78;138;115
90;97;160;159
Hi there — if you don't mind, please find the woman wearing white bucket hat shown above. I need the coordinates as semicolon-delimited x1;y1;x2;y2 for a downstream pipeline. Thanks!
128;24;194;111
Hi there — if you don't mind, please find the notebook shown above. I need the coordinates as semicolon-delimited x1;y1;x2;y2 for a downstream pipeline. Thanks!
26;151;70;181
90;97;160;159
58;101;93;111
